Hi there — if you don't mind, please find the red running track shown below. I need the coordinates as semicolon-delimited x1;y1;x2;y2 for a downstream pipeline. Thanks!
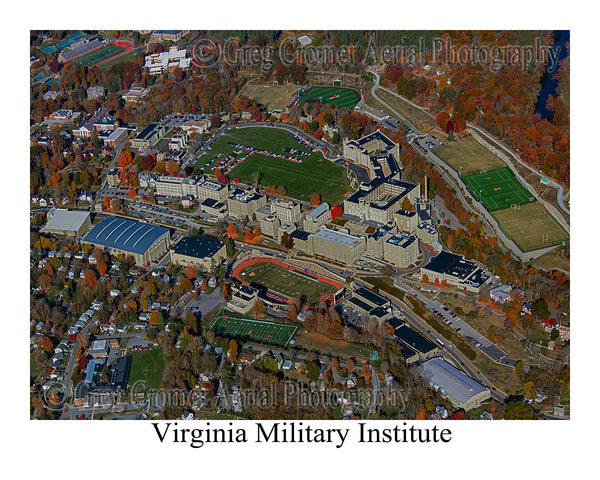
232;256;344;306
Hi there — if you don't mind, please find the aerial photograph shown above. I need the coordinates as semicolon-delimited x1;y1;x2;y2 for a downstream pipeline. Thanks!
29;29;570;422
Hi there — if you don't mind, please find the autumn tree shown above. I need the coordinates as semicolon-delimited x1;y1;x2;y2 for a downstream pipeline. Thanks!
331;204;343;219
128;188;137;198
97;261;107;277
310;193;321;205
253;299;266;318
41;336;54;353
118;150;133;168
229;339;238;362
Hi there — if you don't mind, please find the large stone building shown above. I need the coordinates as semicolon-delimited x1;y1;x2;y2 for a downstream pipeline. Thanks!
259;215;281;238
343;130;401;180
366;222;397;258
227;187;267;219
154;176;229;202
270;198;302;224
421;251;490;292
383;232;419;269
170;235;227;272
303;203;330;233
344;177;420;224
307;228;366;266
344;286;393;323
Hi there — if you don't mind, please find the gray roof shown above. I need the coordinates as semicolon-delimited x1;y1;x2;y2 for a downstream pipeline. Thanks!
84;216;169;255
420;358;489;404
42;209;90;233
313;228;360;247
308;203;329;218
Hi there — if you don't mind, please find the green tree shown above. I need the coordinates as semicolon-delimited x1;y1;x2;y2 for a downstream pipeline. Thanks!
504;401;533;420
305;361;320;382
532;299;550;319
550;328;560;340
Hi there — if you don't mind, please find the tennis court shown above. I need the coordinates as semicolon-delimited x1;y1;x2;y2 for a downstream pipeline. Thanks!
209;315;298;348
463;166;534;212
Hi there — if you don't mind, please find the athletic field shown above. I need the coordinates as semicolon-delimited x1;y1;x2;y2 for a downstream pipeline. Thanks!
72;44;125;68
432;136;506;176
238;84;299;110
298;86;360;109
209;315;298;348
463;167;534;212
238;261;338;306
194;126;351;205
492;201;569;252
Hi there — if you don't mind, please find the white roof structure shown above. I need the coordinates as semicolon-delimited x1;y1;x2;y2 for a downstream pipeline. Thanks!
42;209;90;235
420;358;489;405
314;227;360;247
144;46;191;74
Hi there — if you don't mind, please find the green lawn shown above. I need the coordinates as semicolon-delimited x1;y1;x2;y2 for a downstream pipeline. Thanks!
298;86;359;109
239;261;337;306
128;348;164;390
209;315;298;348
376;88;437;132
98;49;140;71
195;126;351;205
433;136;506;176
492;201;569;252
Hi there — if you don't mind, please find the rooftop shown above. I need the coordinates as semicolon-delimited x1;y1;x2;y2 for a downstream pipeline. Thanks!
172;235;224;259
423;251;477;280
84;216;169;255
421;357;489;404
394;325;438;355
313;228;360;247
386;233;416;249
42;209;90;234
308;203;330;218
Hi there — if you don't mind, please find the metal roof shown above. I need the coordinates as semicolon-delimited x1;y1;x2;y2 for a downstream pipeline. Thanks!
42;209;90;233
84;216;169;255
421;358;489;404
172;235;224;259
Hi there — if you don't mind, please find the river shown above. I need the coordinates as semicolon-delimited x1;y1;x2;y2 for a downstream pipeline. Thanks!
534;30;569;121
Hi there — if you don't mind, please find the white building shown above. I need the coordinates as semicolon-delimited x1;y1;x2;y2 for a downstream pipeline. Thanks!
144;46;191;75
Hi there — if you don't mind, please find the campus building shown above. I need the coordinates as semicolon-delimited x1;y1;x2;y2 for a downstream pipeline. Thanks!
170;235;227;272
383;233;419;269
344;286;393;323
83;216;170;265
259;215;280;239
122;86;150;103
343;130;401;180
144;46;191;75
270;198;302;224
227;284;259;314
420;357;491;411
344;177;420;224
415;222;439;245
72;108;119;138
307;227;366;266
303;203;330;233
392;322;440;359
366;222;397;258
227;187;267;219
150;30;190;42
41;209;91;237
131;122;168;149
421;251;490;292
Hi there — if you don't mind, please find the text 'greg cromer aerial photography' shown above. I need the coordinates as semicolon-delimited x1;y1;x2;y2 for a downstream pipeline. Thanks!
30;29;570;424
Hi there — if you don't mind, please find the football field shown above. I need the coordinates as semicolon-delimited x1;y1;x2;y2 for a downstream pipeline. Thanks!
209;315;298;348
463;167;534;212
72;44;125;68
298;86;360;109
239;261;338;306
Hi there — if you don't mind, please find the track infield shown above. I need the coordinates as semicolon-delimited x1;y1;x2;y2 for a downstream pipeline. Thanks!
492;201;569;252
233;257;343;306
209;315;298;348
71;42;130;68
463;166;534;212
298;86;360;109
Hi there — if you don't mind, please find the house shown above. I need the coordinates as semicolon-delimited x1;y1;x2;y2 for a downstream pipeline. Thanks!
490;283;513;304
122;86;149;103
239;352;256;365
282;360;292;370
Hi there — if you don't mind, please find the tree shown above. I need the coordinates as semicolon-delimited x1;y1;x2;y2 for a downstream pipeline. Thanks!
41;336;54;353
118;150;133;168
253;299;266;318
515;360;524;377
97;262;107;277
532;299;550;319
504;400;533;420
523;381;536;399
128;188;136;198
550;328;560;340
331;204;343;219
229;340;238;362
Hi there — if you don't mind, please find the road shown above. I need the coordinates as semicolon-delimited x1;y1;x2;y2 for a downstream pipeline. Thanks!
90;138;128;212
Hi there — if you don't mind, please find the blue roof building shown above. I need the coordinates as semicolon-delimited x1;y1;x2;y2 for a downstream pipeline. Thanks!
83;216;170;265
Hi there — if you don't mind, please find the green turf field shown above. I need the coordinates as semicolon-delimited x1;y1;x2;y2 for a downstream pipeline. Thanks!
239;261;338;306
492;201;569;252
298;86;360;109
128;348;164;390
209;315;298;348
463;166;534;212
432;136;506;176
194;126;351;205
72;44;125;68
